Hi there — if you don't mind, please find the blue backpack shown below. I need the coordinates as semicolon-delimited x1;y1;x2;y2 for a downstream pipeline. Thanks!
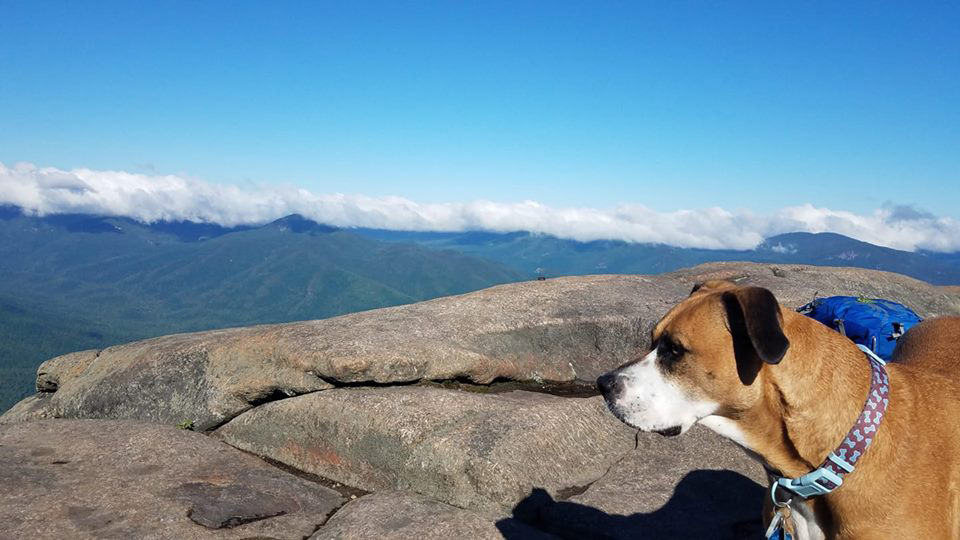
797;296;922;361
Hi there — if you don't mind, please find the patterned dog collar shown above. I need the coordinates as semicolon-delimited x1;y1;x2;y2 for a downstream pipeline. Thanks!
772;344;890;499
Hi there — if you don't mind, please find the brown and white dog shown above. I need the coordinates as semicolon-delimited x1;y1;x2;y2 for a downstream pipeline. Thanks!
597;280;960;539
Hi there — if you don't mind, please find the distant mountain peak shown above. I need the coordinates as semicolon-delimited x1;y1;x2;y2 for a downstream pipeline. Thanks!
266;214;338;234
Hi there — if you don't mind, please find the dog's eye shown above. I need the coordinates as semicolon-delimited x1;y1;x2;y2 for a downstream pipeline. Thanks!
656;335;686;371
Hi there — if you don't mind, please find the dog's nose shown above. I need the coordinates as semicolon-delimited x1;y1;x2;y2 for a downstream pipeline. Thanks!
596;372;624;397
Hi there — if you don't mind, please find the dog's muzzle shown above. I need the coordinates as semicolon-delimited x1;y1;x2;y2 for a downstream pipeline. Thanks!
596;371;683;437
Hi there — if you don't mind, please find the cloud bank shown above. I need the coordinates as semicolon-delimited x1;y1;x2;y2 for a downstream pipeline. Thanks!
2;161;958;252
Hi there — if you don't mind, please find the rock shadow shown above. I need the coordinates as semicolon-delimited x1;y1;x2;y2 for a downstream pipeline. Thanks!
496;469;765;540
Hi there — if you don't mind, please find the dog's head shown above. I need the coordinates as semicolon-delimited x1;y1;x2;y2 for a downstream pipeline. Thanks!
597;281;790;436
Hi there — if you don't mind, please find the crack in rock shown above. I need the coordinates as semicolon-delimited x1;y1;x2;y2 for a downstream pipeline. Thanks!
204;377;599;436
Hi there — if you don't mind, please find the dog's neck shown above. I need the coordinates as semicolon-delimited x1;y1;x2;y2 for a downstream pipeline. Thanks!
735;311;875;479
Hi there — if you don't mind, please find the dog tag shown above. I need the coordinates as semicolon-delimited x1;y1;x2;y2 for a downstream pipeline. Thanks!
765;508;794;540
780;505;795;539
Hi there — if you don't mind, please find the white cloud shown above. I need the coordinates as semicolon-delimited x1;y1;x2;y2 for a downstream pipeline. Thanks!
765;204;960;252
2;161;958;252
769;243;797;254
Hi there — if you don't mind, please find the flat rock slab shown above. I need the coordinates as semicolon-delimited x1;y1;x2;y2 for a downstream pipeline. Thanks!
499;426;768;539
0;419;344;539
5;262;952;539
311;491;557;540
215;387;638;516
6;274;686;429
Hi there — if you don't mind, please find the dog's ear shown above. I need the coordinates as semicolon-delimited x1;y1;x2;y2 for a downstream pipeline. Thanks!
690;279;736;296
722;287;790;384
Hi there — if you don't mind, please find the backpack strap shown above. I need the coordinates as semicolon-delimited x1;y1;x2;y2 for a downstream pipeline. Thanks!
834;318;846;337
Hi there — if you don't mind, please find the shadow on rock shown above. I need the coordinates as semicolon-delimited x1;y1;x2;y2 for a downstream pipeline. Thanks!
496;469;765;540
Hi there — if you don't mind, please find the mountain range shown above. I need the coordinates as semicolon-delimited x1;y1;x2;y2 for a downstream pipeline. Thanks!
355;228;960;285
1;204;958;411
0;207;520;410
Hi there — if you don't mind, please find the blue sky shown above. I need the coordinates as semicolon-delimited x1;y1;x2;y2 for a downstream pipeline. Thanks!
1;1;958;245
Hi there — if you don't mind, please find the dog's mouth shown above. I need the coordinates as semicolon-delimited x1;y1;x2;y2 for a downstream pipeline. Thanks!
653;426;682;437
602;400;685;437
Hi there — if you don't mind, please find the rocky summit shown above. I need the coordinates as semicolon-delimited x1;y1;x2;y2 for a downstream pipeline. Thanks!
3;262;959;539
